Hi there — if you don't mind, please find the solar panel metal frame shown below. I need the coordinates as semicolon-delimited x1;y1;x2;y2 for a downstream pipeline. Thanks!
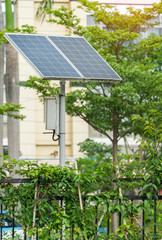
4;33;122;82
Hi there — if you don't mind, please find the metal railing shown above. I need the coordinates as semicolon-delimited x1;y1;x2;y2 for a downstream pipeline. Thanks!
0;178;161;240
94;195;162;240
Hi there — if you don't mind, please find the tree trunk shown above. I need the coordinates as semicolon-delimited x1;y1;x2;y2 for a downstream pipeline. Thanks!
5;43;19;160
113;133;118;164
5;0;14;30
0;0;4;157
5;0;19;160
111;112;119;233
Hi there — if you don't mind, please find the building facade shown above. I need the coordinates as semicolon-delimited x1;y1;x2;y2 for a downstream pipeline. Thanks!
1;0;161;163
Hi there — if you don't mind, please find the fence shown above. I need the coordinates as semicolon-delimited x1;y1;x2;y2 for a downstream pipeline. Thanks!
95;195;161;240
0;178;161;240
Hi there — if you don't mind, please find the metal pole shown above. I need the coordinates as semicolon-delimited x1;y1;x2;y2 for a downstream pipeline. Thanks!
59;80;66;167
59;80;66;240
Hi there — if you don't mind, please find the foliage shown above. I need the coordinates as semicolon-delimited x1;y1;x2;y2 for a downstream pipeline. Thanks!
3;230;24;240
46;0;162;62
46;6;83;34
76;139;113;182
127;33;162;71
0;24;37;44
65;68;161;148
77;0;162;32
132;109;162;199
0;113;161;239
0;103;25;119
0;104;161;239
21;76;60;102
36;0;54;21
78;138;113;158
132;109;162;147
24;0;162;166
0;142;161;239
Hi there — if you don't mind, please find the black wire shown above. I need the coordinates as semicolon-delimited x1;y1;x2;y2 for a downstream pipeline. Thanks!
52;130;60;141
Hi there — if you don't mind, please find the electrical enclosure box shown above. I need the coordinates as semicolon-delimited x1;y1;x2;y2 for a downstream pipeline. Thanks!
45;94;60;135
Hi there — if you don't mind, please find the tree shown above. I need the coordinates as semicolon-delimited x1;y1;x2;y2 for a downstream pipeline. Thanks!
23;1;162;232
0;0;36;158
126;33;162;72
36;0;54;21
4;0;20;160
27;0;162;164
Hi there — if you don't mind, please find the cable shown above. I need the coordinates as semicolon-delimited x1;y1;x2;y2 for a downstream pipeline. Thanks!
52;130;60;141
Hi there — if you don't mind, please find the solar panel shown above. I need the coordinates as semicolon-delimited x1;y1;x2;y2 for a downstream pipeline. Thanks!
48;36;121;81
4;34;81;80
4;33;122;81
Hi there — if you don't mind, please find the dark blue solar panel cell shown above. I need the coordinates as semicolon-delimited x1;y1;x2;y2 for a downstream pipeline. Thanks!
48;36;121;80
6;34;81;79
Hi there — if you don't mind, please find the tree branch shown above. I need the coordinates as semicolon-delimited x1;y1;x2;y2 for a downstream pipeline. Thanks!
79;113;113;142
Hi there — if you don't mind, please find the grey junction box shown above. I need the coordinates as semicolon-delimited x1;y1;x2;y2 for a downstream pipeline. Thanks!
45;94;60;135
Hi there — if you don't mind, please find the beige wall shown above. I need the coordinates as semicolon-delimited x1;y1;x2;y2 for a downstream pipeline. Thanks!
15;0;34;27
96;0;161;4
15;0;88;161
